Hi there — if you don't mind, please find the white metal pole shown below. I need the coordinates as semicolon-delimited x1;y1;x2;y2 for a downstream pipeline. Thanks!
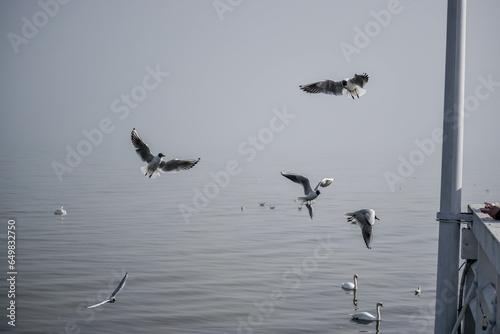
435;0;466;333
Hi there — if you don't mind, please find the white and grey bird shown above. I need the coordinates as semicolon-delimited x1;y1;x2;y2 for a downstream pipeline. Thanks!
87;273;128;309
342;274;359;291
131;128;200;178
281;172;334;219
344;209;379;249
54;206;66;215
300;73;369;99
351;302;383;322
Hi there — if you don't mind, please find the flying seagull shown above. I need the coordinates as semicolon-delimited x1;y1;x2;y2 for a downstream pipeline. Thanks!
300;73;369;99
87;273;128;309
131;128;200;178
344;209;379;249
281;172;334;219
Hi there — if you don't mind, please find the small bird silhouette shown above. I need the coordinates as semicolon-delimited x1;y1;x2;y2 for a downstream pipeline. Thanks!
87;273;128;309
345;209;379;249
300;73;369;99
131;128;200;178
281;172;334;219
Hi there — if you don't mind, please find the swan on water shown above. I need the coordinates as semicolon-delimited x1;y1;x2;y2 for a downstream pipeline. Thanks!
342;274;358;291
351;302;383;322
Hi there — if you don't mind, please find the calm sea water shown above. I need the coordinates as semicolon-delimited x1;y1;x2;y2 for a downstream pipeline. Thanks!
1;146;498;334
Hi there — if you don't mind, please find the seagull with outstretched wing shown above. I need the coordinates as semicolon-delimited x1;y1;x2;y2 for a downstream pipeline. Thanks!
300;73;369;99
131;128;200;178
87;273;128;309
344;209;379;249
281;172;334;219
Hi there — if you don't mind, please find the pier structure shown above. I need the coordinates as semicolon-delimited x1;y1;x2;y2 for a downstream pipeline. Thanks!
435;0;499;333
455;206;500;333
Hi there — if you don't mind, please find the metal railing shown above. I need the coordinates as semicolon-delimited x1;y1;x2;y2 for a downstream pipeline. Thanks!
452;204;499;333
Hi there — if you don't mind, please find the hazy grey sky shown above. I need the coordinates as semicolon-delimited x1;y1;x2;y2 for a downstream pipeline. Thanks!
1;1;499;183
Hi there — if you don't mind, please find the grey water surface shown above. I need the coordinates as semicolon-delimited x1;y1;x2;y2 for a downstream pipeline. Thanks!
1;146;498;334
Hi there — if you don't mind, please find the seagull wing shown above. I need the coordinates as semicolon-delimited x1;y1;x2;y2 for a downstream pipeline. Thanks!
110;273;128;299
314;178;334;191
305;203;314;220
159;158;200;173
300;80;344;95
361;224;373;249
86;273;128;309
131;129;155;163
281;172;313;195
350;73;369;88
346;210;374;248
87;299;110;309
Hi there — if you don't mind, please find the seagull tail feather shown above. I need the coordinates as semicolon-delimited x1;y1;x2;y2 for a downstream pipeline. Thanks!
356;87;367;97
344;87;367;99
140;165;161;178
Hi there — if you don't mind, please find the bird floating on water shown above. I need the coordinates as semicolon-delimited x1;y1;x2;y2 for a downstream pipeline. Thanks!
281;172;334;219
87;273;128;309
351;302;383;322
131;128;200;178
342;274;359;291
300;73;369;99
415;286;421;296
54;206;66;215
259;202;266;207
345;209;379;249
